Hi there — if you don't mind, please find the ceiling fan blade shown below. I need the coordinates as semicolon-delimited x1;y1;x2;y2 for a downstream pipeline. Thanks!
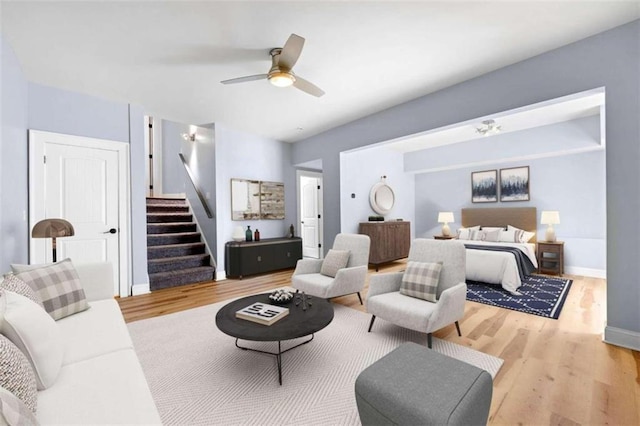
220;74;268;85
293;76;325;97
278;34;305;70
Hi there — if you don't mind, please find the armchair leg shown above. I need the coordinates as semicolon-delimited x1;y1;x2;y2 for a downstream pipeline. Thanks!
368;315;376;332
455;321;462;337
357;292;363;305
427;333;432;349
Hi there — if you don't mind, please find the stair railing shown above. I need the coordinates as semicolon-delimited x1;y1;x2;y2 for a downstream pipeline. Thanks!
178;153;214;218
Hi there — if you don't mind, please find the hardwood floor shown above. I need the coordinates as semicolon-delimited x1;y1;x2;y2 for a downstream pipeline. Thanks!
118;262;640;425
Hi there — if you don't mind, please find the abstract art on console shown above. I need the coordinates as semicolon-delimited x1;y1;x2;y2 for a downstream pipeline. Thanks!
500;166;530;202
471;169;498;203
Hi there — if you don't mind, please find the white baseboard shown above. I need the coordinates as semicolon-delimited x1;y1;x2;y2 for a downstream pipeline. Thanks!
564;266;606;279
216;270;227;281
603;325;640;351
131;283;151;296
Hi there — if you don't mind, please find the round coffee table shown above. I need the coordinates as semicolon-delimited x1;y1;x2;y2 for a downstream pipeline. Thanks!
216;293;334;385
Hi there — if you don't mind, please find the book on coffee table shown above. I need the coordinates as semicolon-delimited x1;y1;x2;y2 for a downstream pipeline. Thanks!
235;303;289;326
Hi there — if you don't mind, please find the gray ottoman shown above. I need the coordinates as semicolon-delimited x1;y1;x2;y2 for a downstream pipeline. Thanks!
355;342;493;425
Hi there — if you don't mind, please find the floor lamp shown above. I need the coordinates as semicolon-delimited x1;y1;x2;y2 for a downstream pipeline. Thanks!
31;218;75;262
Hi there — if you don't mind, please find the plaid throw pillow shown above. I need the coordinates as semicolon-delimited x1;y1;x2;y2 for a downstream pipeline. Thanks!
400;261;443;302
15;258;89;320
1;274;44;309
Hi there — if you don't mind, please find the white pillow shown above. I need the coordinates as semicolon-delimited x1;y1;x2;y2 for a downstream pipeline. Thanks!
456;226;480;240
507;225;535;243
481;226;505;232
0;290;63;390
498;229;520;243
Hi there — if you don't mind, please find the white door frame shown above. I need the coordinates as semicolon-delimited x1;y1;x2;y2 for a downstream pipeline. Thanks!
296;169;324;258
29;130;132;297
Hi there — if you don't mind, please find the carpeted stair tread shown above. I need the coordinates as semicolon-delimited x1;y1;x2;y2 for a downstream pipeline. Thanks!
147;222;197;234
147;213;193;223
147;232;201;246
149;266;215;290
147;204;190;213
148;254;211;274
147;242;206;259
146;197;187;205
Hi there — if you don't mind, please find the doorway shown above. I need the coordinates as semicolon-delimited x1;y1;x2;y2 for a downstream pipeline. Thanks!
297;170;323;259
29;130;131;297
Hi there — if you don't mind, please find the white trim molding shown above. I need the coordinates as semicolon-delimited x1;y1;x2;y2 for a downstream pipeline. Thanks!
131;283;151;296
603;325;640;351
564;266;606;279
216;270;227;281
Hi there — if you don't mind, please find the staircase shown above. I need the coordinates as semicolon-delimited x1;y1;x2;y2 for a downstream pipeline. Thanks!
146;197;215;290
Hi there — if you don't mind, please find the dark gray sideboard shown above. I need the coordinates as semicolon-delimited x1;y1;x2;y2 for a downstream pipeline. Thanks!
225;237;302;279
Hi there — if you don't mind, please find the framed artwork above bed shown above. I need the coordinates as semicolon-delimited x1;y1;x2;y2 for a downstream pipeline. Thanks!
500;166;530;202
471;169;498;203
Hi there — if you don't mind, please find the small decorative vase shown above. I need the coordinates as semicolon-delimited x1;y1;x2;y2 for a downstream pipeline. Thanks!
245;226;253;242
232;226;245;242
289;224;295;238
254;229;260;241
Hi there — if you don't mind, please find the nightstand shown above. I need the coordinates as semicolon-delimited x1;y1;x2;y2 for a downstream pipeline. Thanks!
433;235;455;240
537;241;564;276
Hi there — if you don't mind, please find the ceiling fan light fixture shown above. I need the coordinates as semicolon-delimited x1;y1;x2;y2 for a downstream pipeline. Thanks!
268;71;295;88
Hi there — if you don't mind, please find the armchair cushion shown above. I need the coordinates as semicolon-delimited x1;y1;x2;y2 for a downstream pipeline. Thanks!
400;261;442;302
320;249;350;277
1;274;44;309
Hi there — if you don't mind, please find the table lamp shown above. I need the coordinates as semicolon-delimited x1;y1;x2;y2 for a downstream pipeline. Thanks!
31;218;75;262
540;211;560;242
438;212;455;237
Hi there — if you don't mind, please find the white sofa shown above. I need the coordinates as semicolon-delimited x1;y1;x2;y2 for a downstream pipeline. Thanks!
4;262;161;425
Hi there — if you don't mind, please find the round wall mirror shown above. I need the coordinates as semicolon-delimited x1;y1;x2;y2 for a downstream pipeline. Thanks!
369;181;395;215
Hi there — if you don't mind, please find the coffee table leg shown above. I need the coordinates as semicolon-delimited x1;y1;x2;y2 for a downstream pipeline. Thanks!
234;335;315;385
277;341;282;385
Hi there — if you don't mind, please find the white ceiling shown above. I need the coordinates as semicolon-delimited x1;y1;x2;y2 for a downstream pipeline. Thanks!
2;1;638;143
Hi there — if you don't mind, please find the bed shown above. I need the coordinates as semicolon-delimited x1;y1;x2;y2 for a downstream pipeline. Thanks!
460;207;538;294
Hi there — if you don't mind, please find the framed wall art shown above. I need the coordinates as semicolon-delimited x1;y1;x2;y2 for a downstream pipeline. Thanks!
259;181;285;220
471;169;498;203
231;178;261;220
500;166;530;202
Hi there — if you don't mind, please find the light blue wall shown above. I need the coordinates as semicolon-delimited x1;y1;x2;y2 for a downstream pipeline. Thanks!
414;150;606;272
292;21;640;344
160;119;187;195
0;36;29;271
27;83;149;288
215;124;293;278
340;146;415;236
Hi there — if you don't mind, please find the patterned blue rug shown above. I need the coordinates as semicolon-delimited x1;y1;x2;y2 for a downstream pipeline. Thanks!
466;275;573;319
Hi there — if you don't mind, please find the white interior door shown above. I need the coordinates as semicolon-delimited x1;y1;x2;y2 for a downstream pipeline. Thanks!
300;174;323;258
29;130;130;297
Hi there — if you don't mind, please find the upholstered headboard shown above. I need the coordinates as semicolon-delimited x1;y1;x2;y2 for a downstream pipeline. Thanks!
461;207;537;243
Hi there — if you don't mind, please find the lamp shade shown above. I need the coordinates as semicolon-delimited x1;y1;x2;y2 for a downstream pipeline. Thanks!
540;211;560;225
32;218;75;238
437;212;454;223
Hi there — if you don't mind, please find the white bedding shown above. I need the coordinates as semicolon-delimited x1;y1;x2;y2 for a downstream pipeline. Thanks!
462;241;537;295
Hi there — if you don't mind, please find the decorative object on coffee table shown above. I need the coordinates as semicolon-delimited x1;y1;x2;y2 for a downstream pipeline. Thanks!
269;289;294;305
235;303;289;326
294;290;312;311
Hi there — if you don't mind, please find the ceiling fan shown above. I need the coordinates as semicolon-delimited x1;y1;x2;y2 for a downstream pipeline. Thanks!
221;34;325;97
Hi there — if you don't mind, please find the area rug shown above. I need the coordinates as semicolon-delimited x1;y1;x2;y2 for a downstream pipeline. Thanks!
466;274;573;319
128;300;503;425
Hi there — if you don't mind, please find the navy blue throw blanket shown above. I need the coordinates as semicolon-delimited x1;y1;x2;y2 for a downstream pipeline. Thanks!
463;244;536;280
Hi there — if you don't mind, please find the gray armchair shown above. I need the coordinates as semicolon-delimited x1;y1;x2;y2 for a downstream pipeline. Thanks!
366;239;467;348
292;233;371;304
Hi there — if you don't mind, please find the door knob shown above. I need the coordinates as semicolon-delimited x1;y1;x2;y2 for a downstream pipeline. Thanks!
103;228;117;234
